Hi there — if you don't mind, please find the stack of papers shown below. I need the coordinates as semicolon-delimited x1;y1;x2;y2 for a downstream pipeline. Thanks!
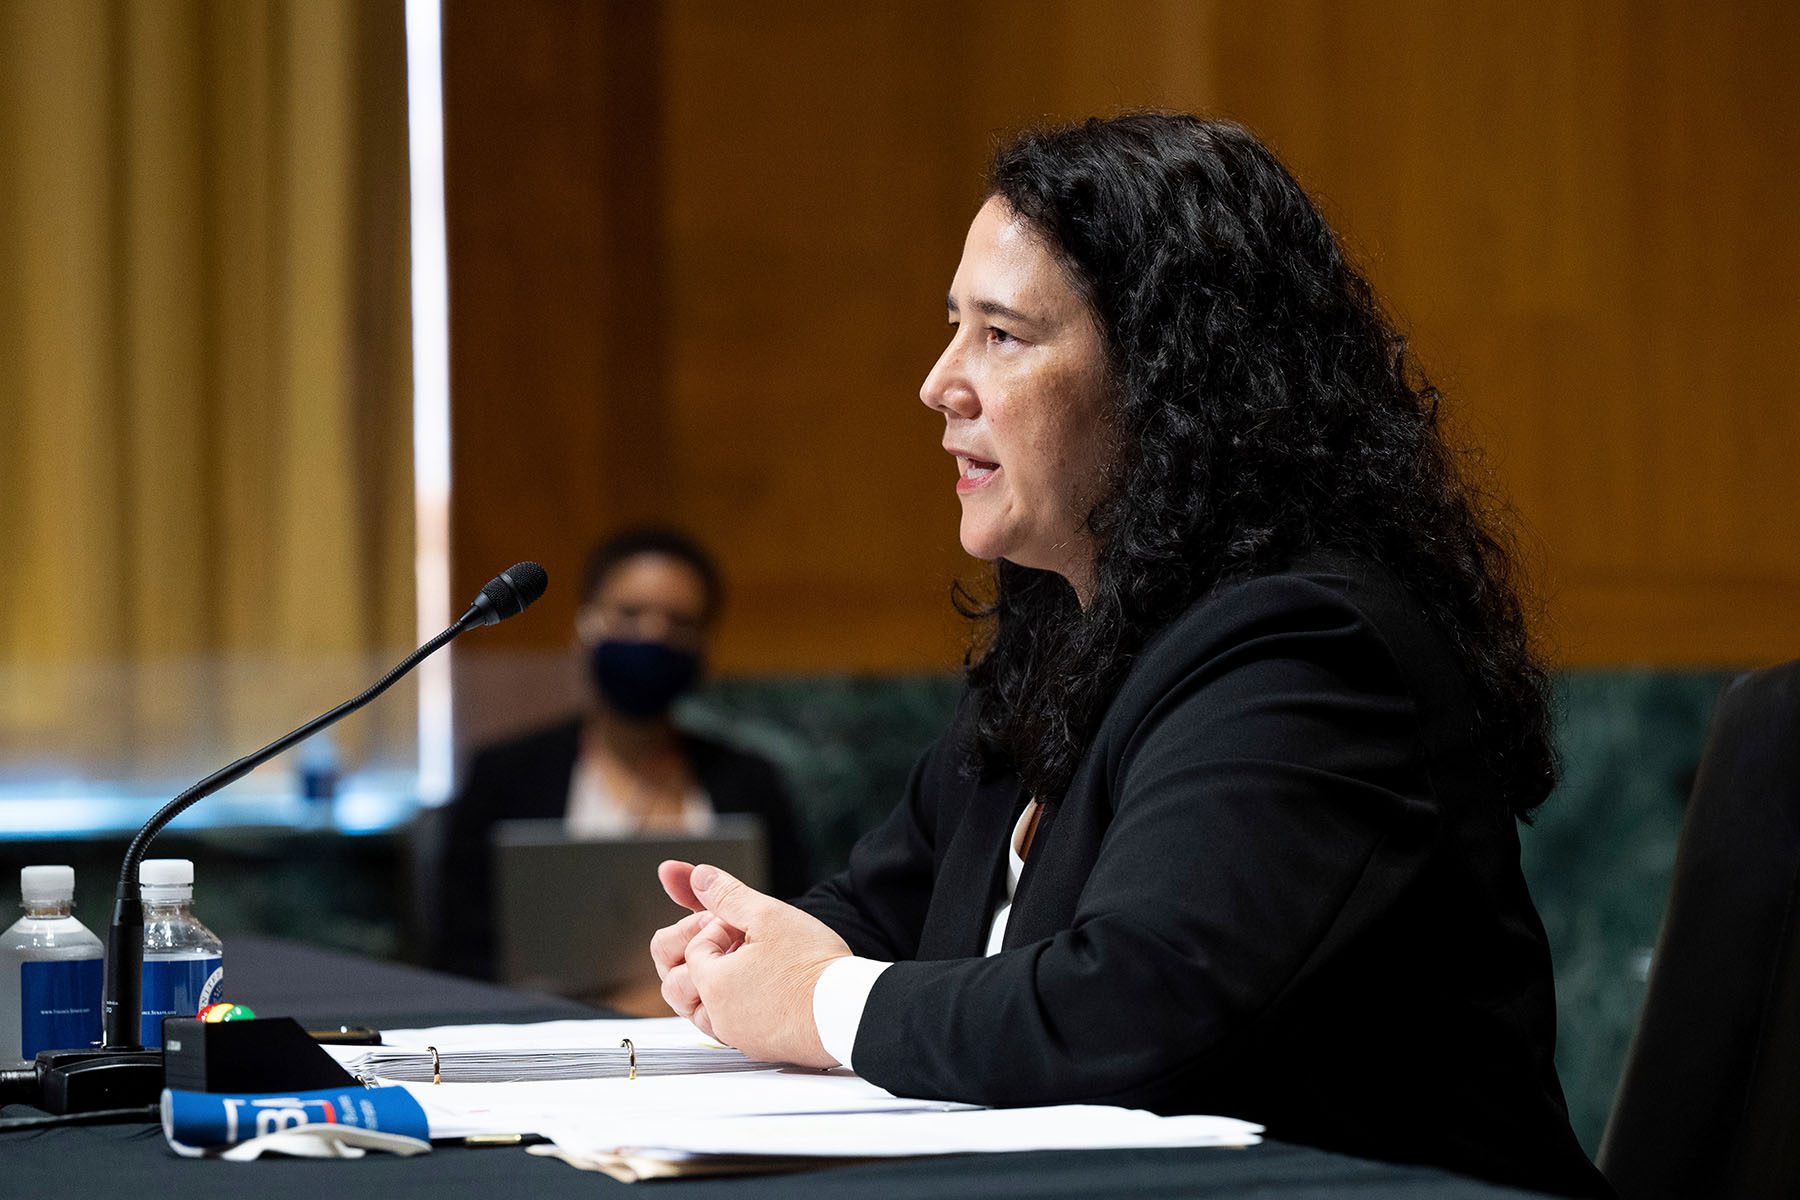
322;1018;1263;1182
323;1017;780;1083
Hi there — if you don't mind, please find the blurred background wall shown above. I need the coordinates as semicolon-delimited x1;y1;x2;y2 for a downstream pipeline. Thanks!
6;0;1793;760
443;0;1800;752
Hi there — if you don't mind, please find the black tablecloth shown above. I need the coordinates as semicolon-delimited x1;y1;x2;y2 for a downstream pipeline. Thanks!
5;936;1553;1198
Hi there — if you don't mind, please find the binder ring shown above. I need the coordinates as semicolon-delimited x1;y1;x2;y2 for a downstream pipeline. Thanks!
621;1037;637;1081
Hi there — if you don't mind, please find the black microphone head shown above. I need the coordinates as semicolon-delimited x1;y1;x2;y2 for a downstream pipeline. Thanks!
468;562;549;626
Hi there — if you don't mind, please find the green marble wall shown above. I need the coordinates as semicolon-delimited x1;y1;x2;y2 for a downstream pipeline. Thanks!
0;829;410;964
1518;669;1733;1154
681;675;965;876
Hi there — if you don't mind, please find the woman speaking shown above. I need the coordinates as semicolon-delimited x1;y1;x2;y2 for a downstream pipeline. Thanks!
651;114;1608;1199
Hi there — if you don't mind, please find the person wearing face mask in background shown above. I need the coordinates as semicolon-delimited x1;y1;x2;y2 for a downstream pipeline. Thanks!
433;528;809;1003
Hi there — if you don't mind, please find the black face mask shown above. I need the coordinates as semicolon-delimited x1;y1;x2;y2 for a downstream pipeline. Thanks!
588;639;702;719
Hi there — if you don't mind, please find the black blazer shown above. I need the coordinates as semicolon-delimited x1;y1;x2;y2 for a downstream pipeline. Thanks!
437;719;810;980
797;553;1609;1199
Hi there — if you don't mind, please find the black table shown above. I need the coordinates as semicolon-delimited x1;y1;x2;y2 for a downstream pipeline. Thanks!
5;936;1553;1198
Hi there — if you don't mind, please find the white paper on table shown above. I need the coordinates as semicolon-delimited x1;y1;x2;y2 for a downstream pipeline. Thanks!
541;1104;1263;1160
379;1067;972;1140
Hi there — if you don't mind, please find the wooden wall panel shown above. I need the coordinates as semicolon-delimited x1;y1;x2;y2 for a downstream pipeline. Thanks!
442;0;608;651
444;0;1800;711
1202;1;1800;664
656;3;974;672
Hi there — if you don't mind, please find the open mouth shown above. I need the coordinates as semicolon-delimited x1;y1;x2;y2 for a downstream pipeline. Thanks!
957;457;1000;493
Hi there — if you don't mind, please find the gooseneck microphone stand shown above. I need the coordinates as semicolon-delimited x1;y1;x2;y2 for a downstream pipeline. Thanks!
19;563;548;1115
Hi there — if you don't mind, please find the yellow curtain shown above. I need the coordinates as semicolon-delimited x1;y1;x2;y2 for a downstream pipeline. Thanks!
0;0;414;788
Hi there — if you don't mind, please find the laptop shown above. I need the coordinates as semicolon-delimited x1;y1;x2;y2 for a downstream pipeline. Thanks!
490;815;768;999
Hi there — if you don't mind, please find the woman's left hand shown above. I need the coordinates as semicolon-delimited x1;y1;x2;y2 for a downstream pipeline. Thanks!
655;860;850;1068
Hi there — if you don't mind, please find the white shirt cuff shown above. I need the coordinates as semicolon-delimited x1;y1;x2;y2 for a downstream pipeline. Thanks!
811;955;892;1072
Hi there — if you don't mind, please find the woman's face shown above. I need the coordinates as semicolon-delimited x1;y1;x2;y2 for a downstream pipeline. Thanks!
920;197;1113;599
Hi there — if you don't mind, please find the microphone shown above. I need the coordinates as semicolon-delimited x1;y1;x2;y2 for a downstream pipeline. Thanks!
462;561;549;627
27;563;547;1115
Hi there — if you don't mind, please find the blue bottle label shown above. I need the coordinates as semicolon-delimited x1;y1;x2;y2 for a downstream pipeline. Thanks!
142;957;224;1048
19;958;103;1058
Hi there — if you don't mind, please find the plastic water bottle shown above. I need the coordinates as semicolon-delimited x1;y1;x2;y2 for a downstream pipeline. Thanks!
139;858;223;1049
1;866;104;1061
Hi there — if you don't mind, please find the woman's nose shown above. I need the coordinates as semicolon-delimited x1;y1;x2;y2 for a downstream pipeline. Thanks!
919;336;978;418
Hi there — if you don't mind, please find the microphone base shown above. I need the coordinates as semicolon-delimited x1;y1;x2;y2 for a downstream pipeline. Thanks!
33;1048;164;1114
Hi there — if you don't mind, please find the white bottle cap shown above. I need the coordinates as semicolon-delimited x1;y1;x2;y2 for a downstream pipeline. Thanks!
21;865;76;904
139;858;194;887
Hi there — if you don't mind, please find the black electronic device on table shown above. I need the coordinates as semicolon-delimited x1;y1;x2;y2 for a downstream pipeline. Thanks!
18;563;549;1116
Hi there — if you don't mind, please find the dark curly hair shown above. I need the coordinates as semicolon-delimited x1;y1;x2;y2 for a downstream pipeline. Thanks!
958;113;1555;820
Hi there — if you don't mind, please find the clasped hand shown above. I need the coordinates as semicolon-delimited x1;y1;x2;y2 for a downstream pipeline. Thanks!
650;860;850;1068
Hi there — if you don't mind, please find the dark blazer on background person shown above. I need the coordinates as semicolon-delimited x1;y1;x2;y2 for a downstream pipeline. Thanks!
795;551;1610;1200
437;721;810;981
